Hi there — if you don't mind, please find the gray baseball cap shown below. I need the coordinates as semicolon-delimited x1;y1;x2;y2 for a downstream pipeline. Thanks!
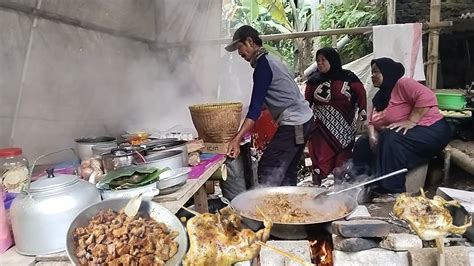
225;25;260;52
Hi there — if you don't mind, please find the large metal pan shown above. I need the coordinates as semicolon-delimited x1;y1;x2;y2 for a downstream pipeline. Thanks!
66;199;188;265
230;186;358;239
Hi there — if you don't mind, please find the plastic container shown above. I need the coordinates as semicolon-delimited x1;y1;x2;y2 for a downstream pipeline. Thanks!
0;148;29;193
436;91;466;111
0;189;13;254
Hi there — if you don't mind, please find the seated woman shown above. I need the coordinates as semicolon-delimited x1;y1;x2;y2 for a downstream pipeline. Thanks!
305;48;367;185
352;57;451;193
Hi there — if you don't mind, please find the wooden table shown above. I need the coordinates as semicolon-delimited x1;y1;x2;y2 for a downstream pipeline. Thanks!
0;156;226;265
154;155;225;214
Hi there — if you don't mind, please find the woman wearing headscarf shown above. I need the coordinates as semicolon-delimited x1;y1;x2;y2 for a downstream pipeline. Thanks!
305;48;367;185
352;57;451;193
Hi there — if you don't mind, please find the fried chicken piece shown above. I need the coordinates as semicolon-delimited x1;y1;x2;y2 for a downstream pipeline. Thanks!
74;227;88;237
139;255;155;265
112;227;128;238
73;209;180;265
84;234;94;246
91;243;107;258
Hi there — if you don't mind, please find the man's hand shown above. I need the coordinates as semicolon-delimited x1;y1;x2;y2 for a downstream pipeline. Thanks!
388;120;416;135
226;118;256;159
227;138;241;159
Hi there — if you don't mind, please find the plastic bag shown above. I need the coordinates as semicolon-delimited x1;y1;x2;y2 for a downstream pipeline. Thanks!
0;189;13;253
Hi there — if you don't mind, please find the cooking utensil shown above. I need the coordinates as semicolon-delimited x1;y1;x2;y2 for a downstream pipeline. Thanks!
75;136;116;161
10;149;101;255
101;147;145;173
219;196;235;212
66;198;188;265
137;150;185;170
230;186;357;239
124;193;143;217
313;168;408;200
157;167;190;190
99;181;159;201
146;140;188;166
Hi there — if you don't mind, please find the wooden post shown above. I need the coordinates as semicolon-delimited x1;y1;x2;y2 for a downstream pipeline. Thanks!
387;0;396;24
426;0;441;89
331;21;337;48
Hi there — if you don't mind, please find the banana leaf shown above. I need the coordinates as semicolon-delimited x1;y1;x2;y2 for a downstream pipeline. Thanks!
113;167;170;190
96;165;158;189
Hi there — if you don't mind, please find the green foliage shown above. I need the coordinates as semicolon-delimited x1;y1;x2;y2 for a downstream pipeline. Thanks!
223;0;313;71
318;0;385;64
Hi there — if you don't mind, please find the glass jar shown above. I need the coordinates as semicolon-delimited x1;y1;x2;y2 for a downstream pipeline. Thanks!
0;148;29;193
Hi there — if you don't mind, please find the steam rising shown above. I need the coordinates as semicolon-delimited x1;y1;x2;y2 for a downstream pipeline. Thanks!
3;1;255;159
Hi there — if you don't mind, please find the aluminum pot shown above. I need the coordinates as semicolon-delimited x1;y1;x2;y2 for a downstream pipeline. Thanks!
75;136;116;161
137;150;185;170
230;186;358;240
10;171;101;255
146;140;188;166
66;198;188;265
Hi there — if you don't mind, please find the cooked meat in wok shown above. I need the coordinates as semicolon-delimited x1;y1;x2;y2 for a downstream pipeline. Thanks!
254;193;348;223
183;207;272;266
394;189;472;241
73;209;179;265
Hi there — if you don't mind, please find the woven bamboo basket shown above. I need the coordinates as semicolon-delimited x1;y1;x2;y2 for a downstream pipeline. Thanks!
189;102;242;143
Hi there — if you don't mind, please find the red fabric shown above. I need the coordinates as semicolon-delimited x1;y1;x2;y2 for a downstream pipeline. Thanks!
308;128;352;178
369;77;443;130
251;109;278;152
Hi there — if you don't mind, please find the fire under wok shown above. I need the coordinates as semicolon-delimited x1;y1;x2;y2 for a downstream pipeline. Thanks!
230;186;358;239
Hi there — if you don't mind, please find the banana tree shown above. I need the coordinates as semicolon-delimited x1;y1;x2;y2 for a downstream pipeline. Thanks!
223;0;314;73
256;0;314;75
223;0;290;63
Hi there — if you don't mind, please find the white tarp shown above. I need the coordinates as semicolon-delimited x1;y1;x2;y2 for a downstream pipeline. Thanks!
0;0;227;159
342;52;376;111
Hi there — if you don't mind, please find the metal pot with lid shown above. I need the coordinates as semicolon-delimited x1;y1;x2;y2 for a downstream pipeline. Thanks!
75;136;117;161
146;140;188;166
9;149;101;255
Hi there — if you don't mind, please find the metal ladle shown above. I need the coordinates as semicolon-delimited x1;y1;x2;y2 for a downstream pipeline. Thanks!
313;168;408;200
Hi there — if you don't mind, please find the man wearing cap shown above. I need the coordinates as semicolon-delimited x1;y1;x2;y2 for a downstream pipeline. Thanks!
225;25;313;186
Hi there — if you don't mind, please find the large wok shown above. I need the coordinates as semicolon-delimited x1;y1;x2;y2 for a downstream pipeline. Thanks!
66;199;188;265
230;186;358;239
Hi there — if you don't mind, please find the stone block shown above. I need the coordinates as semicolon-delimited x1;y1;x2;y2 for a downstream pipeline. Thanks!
332;235;379;252
259;240;311;266
379;233;422;251
332;220;390;238
333;248;409;266
408;246;470;266
346;205;371;220
405;164;428;193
